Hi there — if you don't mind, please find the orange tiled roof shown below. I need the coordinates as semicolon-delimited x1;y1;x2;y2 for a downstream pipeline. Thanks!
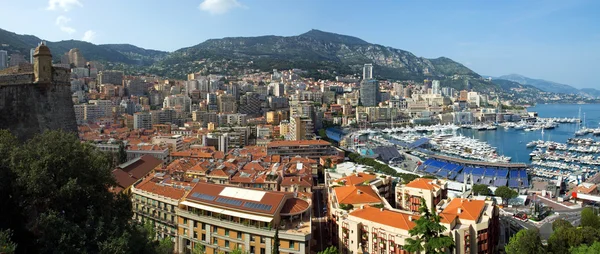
136;178;187;200
349;206;418;231
405;178;441;190
440;198;486;222
281;176;312;187
267;140;331;148
574;184;597;194
334;185;381;205
334;172;377;186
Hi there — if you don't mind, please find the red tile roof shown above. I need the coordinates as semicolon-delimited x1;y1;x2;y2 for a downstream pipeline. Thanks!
334;172;377;186
405;178;441;190
136;178;187;200
267;140;331;148
440;198;486;222
349;206;418;231
334;185;381;205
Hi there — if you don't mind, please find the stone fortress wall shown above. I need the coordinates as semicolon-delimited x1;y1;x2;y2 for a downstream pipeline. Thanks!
0;44;77;141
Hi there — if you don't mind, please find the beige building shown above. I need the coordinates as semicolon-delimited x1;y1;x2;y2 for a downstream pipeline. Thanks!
177;182;312;254
395;178;448;213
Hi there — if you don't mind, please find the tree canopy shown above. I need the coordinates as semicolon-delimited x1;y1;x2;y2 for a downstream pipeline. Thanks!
581;207;600;228
570;241;600;254
0;130;158;253
317;246;338;254
505;228;544;254
403;197;454;253
472;184;492;196
494;186;518;204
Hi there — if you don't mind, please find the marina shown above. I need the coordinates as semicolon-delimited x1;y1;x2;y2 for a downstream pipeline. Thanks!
342;104;600;185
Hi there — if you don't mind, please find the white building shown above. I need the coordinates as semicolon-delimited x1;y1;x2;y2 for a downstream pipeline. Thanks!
133;112;152;130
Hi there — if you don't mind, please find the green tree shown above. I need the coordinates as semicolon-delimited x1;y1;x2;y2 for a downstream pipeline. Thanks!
505;228;544;254
118;141;128;164
230;248;248;254
551;218;573;231
145;220;157;240
272;226;280;254
403;198;454;253
0;130;157;253
472;184;492;196
156;237;174;254
570;241;600;254
548;226;582;253
192;243;206;254
317;246;338;254
581;208;600;228
0;229;17;254
494;186;518;205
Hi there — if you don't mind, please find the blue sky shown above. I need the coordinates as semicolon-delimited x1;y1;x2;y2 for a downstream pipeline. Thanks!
2;0;600;89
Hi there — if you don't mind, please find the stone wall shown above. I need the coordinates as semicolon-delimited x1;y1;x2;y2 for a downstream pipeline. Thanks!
0;81;77;141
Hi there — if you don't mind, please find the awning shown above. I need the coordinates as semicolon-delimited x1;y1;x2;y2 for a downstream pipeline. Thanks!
181;201;273;223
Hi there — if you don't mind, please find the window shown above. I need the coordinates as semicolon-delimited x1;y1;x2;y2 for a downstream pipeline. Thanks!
290;241;295;249
183;218;188;224
194;221;198;228
213;238;218;245
260;248;265;254
194;232;198;239
250;246;255;254
225;240;230;248
260;236;265;244
183;229;188;236
225;229;230;236
250;234;255;242
237;231;242;239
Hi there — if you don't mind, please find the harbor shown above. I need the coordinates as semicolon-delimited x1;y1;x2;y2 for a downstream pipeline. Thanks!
340;104;600;185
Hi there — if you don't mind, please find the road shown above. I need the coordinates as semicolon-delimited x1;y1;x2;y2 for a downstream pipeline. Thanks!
500;209;582;240
312;187;329;252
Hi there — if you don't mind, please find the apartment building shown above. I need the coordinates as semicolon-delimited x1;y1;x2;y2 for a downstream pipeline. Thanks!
395;178;448;213
177;182;312;254
131;177;189;249
267;140;337;160
152;135;184;152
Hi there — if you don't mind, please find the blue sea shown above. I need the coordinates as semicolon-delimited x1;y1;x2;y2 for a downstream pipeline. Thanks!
457;104;600;163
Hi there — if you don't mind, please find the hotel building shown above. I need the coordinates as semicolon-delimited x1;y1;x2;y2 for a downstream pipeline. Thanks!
177;182;312;254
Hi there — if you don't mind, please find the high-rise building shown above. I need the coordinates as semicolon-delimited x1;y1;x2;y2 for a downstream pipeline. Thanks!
287;116;314;141
270;82;285;97
363;64;373;80
30;48;35;64
98;70;124;85
218;94;237;113
359;80;380;107
68;48;86;68
9;53;26;67
133;112;152;130
432;80;441;95
423;79;432;91
0;50;7;70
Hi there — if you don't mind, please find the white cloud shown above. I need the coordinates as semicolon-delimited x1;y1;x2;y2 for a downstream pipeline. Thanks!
198;0;245;15
82;30;96;43
47;0;83;11
55;16;76;34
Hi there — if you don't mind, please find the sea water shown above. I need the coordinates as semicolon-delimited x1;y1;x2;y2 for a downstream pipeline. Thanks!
457;104;600;163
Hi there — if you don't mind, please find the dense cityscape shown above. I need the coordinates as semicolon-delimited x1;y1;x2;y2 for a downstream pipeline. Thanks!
1;42;600;254
3;1;600;254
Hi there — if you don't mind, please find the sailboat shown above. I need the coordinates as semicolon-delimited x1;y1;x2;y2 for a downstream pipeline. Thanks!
575;108;587;136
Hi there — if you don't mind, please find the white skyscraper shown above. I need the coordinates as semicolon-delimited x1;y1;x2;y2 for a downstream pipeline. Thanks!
0;50;7;70
30;48;35;64
363;64;373;80
432;80;441;95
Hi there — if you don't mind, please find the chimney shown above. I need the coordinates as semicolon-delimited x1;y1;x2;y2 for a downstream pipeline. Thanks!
357;190;363;195
361;205;365;209
409;216;413;221
380;208;384;212
457;208;462;214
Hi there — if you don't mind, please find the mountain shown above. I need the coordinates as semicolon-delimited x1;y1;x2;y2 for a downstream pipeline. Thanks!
495;74;600;98
2;27;502;92
158;29;483;82
0;28;167;66
496;74;578;94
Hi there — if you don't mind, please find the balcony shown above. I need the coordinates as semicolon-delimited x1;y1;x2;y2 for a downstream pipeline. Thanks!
177;209;311;241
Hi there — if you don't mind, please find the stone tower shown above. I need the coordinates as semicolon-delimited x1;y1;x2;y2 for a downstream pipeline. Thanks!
33;42;52;84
